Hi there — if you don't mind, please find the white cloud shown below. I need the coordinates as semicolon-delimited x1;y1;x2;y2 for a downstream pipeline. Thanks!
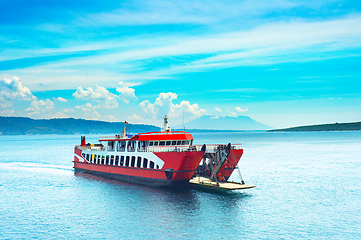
52;112;68;118
73;85;118;109
215;107;222;113
0;101;12;109
227;107;249;117
75;104;101;120
139;92;207;120
93;111;101;119
54;97;68;102
75;103;93;111
228;110;238;118
0;76;36;102
236;107;248;112
26;99;55;116
0;77;63;117
0;109;15;116
174;100;207;118
139;92;178;119
116;81;137;104
104;115;118;122
127;113;144;123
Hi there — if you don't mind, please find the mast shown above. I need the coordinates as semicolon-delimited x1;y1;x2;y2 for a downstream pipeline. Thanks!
124;121;128;138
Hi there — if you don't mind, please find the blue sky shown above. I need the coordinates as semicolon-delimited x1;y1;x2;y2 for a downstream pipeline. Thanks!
1;0;361;128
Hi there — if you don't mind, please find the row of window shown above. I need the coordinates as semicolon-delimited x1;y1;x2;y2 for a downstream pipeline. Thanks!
107;140;192;152
82;153;160;169
149;140;191;146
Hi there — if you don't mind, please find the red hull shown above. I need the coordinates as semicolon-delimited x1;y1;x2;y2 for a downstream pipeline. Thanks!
74;147;204;187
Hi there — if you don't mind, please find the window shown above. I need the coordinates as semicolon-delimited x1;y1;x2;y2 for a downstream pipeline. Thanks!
172;141;176;145
149;141;154;146
154;141;159;146
181;141;186;145
127;141;135;152
159;141;165;146
101;155;105;164
115;156;119;165
106;155;109;165
117;141;126;152
120;156;124;166
125;156;130;167
143;158;148;168
131;156;136;167
137;157;142;168
86;154;90;161
108;141;115;151
110;155;114;165
177;141;182;145
149;161;155;169
97;155;100;164
156;165;159;169
166;141;171;146
138;141;148;152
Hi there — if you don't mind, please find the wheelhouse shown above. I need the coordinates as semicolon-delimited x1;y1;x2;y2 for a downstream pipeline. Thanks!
98;131;194;153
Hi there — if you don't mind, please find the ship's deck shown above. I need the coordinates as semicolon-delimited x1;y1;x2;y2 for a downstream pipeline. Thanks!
189;176;256;191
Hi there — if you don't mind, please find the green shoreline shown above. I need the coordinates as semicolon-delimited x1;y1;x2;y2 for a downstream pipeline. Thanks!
267;121;361;132
0;116;160;135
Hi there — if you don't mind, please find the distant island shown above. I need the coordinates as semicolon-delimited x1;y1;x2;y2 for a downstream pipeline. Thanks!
175;115;272;130
0;115;271;135
2;116;359;135
0;116;160;135
267;121;361;132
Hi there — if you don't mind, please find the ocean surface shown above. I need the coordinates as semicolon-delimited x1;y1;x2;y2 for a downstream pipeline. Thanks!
1;131;360;239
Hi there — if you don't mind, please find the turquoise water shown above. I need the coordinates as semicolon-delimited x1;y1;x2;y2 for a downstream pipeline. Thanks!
1;132;360;239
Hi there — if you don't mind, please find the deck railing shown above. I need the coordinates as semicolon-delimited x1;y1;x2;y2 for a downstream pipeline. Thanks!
142;145;202;153
77;143;242;153
199;143;243;152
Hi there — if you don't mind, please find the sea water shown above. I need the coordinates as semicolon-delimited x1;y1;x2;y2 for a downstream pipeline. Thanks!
0;132;360;239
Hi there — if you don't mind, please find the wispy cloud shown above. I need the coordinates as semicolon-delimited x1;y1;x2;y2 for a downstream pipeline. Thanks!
77;0;318;27
6;14;359;91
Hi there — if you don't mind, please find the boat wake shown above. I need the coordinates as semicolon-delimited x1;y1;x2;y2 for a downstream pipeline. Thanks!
0;162;73;173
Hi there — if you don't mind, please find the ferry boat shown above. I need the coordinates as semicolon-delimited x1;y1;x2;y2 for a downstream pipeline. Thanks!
73;116;244;187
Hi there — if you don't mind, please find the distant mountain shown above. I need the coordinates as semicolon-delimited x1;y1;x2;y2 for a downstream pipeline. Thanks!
176;115;272;130
0;116;160;135
267;121;361;132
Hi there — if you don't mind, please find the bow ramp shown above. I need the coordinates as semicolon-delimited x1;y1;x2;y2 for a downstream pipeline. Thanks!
190;143;256;191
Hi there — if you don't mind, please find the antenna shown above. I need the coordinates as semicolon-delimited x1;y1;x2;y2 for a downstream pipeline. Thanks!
183;108;185;131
